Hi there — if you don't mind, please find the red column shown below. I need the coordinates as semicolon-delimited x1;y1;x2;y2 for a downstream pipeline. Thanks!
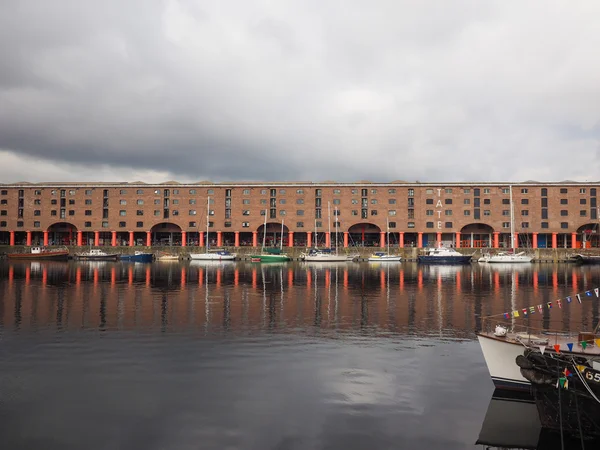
252;231;258;247
111;231;117;247
181;231;186;247
417;232;423;248
379;232;385;248
343;232;349;248
26;231;31;246
199;231;204;247
306;232;312;248
514;232;519;249
288;231;294;247
129;231;135;247
399;232;404;248
493;232;499;249
436;232;442;247
532;232;538;249
77;231;82;246
43;230;49;246
234;231;240;247
146;231;151;247
552;232;557;249
571;232;577;249
9;231;14;246
325;232;331;248
455;231;460;248
217;231;222;247
94;231;100;246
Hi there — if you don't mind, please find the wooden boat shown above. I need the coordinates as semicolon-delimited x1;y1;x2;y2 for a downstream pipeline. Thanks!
73;249;119;261
156;253;180;261
7;246;69;260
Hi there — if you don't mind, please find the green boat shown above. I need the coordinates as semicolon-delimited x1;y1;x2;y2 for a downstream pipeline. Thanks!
250;215;291;262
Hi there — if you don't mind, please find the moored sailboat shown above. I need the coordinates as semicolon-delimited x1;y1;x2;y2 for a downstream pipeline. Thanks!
249;213;291;262
368;218;401;262
190;196;236;261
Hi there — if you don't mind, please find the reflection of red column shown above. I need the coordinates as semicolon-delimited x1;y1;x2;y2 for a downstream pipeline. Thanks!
399;269;404;291
199;232;204;247
146;266;151;286
455;232;460;248
181;267;186;288
552;232;557;249
111;267;116;286
306;269;312;287
571;232;577;249
288;232;294;247
94;231;99;246
9;231;15;246
417;269;423;290
76;266;81;286
252;231;258;247
533;271;538;292
93;267;99;285
494;272;500;293
42;267;48;286
343;269;348;289
8;266;14;285
436;232;441;247
532;232;538;249
146;231;151;247
128;266;133;285
77;231;82;247
307;232;312;248
44;230;49;246
456;271;461;293
198;268;204;286
216;269;221;287
288;268;293;287
380;270;385;289
235;269;240;287
217;231;222;247
181;231;186;247
326;269;331;288
234;231;240;247
493;232;499;249
252;268;257;288
112;231;117;247
514;232;519;249
380;232;385;248
552;271;558;291
344;232;349;248
25;266;31;284
572;271;578;291
399;232;404;248
417;232;423;249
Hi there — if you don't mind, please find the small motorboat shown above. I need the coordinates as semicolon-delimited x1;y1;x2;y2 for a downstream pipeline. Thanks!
73;249;119;261
119;251;154;263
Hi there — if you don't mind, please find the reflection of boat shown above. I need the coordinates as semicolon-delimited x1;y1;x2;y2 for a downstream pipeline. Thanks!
7;246;69;260
417;245;473;264
518;348;600;439
73;249;119;261
119;251;154;263
189;260;235;267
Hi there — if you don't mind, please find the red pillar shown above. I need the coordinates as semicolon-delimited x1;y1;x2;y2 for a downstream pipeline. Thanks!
252;231;258;247
26;231;32;246
532;232;538;249
181;231;186;247
455;232;460;248
217;231;222;247
307;232;312;248
43;230;49;246
77;231;82;247
129;231;135;247
199;231;204;247
146;231;151;247
288;232;294;247
94;231;100;246
552;232;557;249
9;231;15;246
380;231;385;248
325;232;331;248
513;232;519;249
399;232;404;248
571;232;577;249
493;232;499;249
436;232;442;247
234;231;240;247
343;232;349;248
417;232;423;248
111;231;117;247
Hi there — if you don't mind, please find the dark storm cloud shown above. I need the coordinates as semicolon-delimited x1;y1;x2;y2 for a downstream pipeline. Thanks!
1;0;600;183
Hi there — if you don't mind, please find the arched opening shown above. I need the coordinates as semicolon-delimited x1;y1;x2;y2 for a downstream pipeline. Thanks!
151;222;182;246
257;222;290;248
577;223;600;248
47;222;78;246
348;223;382;247
460;223;494;248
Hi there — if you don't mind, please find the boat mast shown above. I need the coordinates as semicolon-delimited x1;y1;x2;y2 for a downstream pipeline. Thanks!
335;206;339;255
262;210;267;252
314;218;318;249
206;196;210;250
509;185;515;249
280;219;284;251
387;217;390;255
328;202;331;250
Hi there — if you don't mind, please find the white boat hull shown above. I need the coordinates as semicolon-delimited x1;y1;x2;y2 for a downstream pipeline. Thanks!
189;253;236;261
303;255;350;262
477;334;531;390
367;256;402;262
487;254;532;263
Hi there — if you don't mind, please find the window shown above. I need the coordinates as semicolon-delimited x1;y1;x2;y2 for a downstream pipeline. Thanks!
260;199;267;205
119;222;126;228
542;209;548;219
51;190;56;196
426;210;434;216
352;210;358;216
426;189;433;194
445;188;453;194
407;209;414;219
521;222;529;228
135;200;143;205
408;189;414;197
426;199;433;205
137;222;144;228
541;188;547;196
1;210;7;216
371;189;377;194
521;199;529;205
502;222;510;228
464;210;470;216
51;210;57;216
351;189;358;195
541;222;548;229
561;222;568;229
136;210;144;216
68;210;75;216
408;198;414;207
120;200;127;205
560;199;568;205
17;221;23;227
387;189;396;194
279;189;286;194
242;222;250;228
444;199;452;204
51;199;57;205
154;189;160;194
280;199;286;204
296;210;304;216
474;188;480;196
85;221;91;228
172;210;179;216
388;199;396;205
502;199;510;205
173;200;179;205
464;189;471;194
483;188;491;194
483;199;490;205
333;189;341;194
316;221;322;228
33;209;40;216
154;199;160;205
154;210;160;216
33;199;41;205
0;221;5;227
32;221;40;228
84;210;91;216
560;188;568;194
189;221;197;227
581;199;587;205
445;222;453;228
445;210;453;216
333;199;341;205
502;210;510;216
207;189;214;195
0;200;6;205
592;188;597;196
408;222;415;228
581;210;587;216
119;210;126;216
370;210;378;216
560;210;568;216
83;189;91;195
260;189;267;195
389;210;397;216
371;199;377;204
426;222;434;228
296;189;304;194
541;198;548;207
521;210;529;216
521;188;528;194
279;210;286;216
296;222;304;227
120;189;127;194
464;199;470;205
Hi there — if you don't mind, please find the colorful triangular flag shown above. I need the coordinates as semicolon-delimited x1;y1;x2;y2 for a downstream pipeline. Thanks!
577;294;582;303
577;365;586;373
503;312;510;319
529;306;536;314
595;288;599;298
539;345;546;355
554;344;561;353
556;299;562;308
547;302;553;309
567;342;573;352
522;308;528;317
582;341;588;350
586;291;593;297
566;296;572;304
537;304;543;313
596;339;600;347
513;310;520;318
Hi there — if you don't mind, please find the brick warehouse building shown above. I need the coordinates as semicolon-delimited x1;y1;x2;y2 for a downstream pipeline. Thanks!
1;181;599;249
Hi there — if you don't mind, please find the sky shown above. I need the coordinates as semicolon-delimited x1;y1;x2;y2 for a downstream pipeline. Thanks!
1;0;599;184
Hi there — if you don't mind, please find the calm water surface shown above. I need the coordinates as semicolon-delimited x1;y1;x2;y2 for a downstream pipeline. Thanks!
1;261;599;450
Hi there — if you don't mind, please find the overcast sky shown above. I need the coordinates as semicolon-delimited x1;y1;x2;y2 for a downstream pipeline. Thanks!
1;0;599;184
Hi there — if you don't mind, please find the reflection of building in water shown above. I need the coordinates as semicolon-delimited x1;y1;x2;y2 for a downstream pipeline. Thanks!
0;262;598;335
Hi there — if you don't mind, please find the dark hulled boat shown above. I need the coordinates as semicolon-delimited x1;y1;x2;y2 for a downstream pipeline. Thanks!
7;246;69;260
417;246;473;264
573;254;600;265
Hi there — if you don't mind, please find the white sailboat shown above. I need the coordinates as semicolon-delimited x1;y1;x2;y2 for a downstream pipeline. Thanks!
302;203;352;262
190;197;236;261
488;186;533;264
368;218;402;262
